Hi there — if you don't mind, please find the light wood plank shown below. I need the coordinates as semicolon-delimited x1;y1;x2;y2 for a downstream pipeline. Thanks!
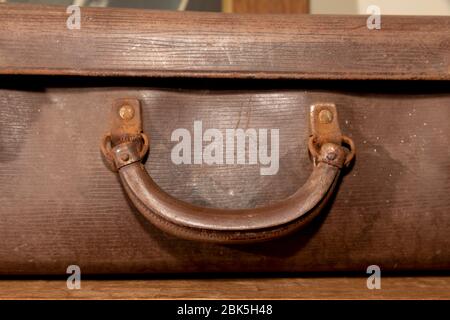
0;277;449;299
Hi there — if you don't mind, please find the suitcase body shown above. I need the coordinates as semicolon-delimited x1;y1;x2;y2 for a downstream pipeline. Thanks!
0;4;449;274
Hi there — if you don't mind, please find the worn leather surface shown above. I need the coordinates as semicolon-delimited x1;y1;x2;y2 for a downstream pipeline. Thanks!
0;79;449;274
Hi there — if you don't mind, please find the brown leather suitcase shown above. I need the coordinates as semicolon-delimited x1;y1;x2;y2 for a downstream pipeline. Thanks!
0;4;449;274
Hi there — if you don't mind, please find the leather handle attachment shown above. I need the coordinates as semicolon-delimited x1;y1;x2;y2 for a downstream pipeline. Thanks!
101;99;355;243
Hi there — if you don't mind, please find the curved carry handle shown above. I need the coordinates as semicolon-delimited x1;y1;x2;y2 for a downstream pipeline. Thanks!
101;99;355;243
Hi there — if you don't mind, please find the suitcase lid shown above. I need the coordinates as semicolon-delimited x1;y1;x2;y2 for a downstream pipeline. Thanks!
1;3;449;80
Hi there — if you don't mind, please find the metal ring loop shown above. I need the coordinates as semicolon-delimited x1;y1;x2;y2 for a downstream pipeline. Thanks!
308;135;355;168
308;136;320;161
100;133;150;172
342;135;356;167
139;133;150;159
100;134;116;171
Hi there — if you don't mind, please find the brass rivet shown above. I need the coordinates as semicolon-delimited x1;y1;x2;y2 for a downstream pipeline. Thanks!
120;153;130;162
119;104;135;120
319;109;333;124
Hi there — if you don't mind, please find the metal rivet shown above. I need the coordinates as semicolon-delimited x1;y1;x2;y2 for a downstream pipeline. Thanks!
327;152;337;161
319;109;333;124
119;104;135;120
120;153;130;162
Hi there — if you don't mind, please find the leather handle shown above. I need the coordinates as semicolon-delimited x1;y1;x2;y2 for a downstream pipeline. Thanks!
101;99;355;243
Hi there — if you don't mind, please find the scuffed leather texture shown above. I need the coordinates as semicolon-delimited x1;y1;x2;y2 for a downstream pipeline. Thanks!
0;78;449;274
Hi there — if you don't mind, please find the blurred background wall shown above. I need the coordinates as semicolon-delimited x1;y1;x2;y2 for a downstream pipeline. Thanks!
311;0;450;15
3;0;450;15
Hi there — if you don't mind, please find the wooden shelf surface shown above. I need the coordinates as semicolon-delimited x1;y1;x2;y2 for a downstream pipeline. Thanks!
0;277;449;300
